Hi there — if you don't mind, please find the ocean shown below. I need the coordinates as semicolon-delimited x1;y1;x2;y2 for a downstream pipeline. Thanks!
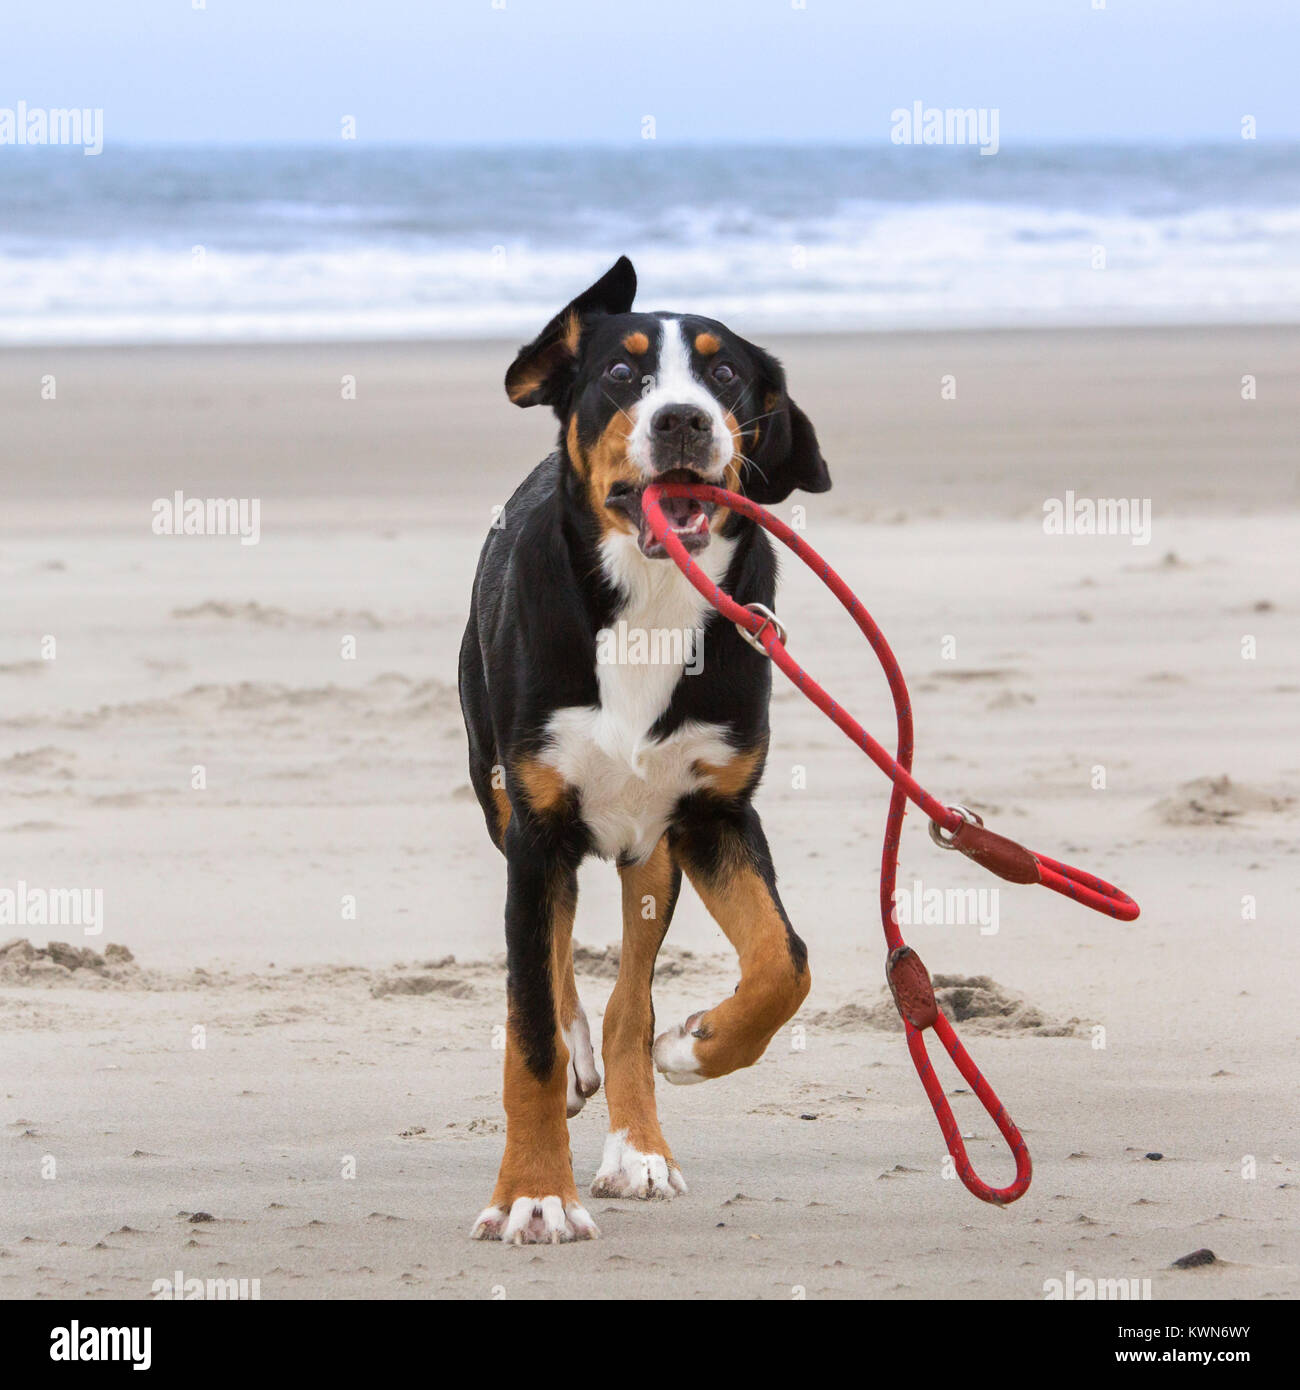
2;142;1298;344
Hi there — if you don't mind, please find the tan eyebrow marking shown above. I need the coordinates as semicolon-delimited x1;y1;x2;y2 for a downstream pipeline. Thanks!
694;332;721;356
622;331;650;355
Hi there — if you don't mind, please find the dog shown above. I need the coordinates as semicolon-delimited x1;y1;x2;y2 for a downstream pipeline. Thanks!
458;256;831;1244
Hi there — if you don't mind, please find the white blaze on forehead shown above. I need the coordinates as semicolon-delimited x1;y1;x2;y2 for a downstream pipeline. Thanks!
626;317;733;479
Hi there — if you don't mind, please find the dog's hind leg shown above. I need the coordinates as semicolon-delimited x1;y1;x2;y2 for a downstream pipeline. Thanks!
655;802;810;1083
591;836;688;1199
470;816;599;1244
557;928;601;1118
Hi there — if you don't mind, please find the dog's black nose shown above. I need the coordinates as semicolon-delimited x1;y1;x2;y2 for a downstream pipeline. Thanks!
651;404;712;438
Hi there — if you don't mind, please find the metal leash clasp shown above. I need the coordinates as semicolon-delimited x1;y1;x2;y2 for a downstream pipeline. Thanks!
736;602;787;656
928;802;983;848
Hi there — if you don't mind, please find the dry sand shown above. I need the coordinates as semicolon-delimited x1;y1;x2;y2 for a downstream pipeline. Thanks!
1;327;1298;1299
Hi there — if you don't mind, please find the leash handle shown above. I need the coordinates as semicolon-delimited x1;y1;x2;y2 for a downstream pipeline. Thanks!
887;943;1031;1205
643;481;1140;1207
912;1016;1034;1205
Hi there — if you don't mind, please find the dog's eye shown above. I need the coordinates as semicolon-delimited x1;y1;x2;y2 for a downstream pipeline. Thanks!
607;362;634;383
711;363;736;385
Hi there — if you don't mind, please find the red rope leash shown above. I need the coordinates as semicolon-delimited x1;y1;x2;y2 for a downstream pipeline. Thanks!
642;482;1140;1207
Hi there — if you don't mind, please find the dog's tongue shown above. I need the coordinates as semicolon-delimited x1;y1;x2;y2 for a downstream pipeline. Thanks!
640;489;711;554
661;494;702;528
634;480;715;555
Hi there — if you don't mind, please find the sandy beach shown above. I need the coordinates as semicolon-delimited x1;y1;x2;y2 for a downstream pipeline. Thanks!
2;326;1298;1300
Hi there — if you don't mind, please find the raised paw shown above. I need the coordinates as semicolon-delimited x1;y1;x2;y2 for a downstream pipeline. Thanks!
470;1195;600;1245
652;1010;708;1085
591;1129;687;1200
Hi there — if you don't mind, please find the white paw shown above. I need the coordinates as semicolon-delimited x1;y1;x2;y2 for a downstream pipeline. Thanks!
591;1129;687;1199
470;1196;600;1245
565;1005;601;1117
652;1011;707;1085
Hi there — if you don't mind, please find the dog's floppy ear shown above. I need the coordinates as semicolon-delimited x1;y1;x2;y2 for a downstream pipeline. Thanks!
739;345;831;504
505;256;637;411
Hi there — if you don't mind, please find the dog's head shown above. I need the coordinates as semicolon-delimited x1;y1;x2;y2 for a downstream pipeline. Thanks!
505;257;830;558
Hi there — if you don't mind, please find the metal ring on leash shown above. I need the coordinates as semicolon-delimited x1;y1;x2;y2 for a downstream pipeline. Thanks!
928;803;984;849
735;602;787;656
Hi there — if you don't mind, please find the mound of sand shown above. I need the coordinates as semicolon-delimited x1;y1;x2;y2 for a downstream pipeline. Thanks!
0;938;144;987
0;746;75;777
572;944;623;978
807;973;1085;1037
172;599;385;629
0;936;1080;1044
9;673;459;735
572;943;708;981
370;957;477;999
1152;775;1293;827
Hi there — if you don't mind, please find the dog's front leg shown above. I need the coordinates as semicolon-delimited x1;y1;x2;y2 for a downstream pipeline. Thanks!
471;820;599;1244
655;801;810;1083
592;836;688;1200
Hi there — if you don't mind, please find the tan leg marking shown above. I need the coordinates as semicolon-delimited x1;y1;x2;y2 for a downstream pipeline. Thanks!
659;850;810;1080
592;838;687;1198
489;1018;575;1207
474;876;599;1242
605;839;677;1161
490;783;511;846
493;877;576;1204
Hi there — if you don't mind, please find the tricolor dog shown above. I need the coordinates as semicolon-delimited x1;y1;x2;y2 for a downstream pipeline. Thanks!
458;257;830;1243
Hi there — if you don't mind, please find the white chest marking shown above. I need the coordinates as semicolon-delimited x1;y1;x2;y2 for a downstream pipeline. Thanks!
539;530;738;862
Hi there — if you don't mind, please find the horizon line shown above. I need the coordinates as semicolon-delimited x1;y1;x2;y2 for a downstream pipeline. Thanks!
6;135;1294;152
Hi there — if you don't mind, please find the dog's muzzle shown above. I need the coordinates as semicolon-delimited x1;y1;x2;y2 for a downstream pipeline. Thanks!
606;468;718;558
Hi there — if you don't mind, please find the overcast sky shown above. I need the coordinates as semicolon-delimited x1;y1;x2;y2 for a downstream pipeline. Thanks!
6;0;1296;145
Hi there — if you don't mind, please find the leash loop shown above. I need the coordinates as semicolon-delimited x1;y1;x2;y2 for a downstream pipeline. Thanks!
641;480;1140;1208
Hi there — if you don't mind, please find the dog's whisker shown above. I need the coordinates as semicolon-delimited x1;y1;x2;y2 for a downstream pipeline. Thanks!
733;408;783;432
602;389;636;428
732;450;771;487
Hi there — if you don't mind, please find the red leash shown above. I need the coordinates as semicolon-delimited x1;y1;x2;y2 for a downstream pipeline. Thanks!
642;482;1139;1207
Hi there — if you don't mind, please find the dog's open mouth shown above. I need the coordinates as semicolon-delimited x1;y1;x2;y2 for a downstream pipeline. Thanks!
605;469;718;558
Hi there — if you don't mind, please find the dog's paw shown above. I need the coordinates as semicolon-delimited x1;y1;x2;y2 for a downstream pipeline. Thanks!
565;1006;601;1117
652;1011;708;1085
470;1196;600;1245
590;1130;686;1200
